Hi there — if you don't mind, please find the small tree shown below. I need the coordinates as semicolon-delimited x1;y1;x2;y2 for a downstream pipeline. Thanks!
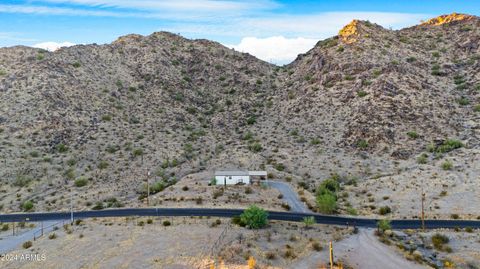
22;200;34;212
316;192;337;214
377;219;391;233
302;216;316;228
240;205;268;229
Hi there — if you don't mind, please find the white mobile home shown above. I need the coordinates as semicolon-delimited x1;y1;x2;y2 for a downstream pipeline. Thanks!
215;170;250;185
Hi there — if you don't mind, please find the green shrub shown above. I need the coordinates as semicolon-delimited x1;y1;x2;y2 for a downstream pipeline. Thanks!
357;90;368;97
101;115;112;121
407;131;419;139
474;104;480;112
302;216;316;228
48;233;57;239
106;144;119;154
22;241;33;249
316;192;337;214
435;139;463;154
249;142;263;152
377;219;391;232
22;200;34;212
246;116;256;125
74;177;88;187
13;175;32;187
133;148;144;157
98;160;109;169
240;205;268;229
72;62;81;68
162;220;171;226
347;207;358;215
441;161;453;170
310;138;321;145
378;206;391;215
275;163;285;171
457;97;470;105
406;57;416;63
432;233;449;250
1;223;9;231
56;143;68;153
356;139;369;149
92;202;104;210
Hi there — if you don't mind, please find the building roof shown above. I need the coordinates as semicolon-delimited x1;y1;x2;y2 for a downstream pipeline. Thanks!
215;170;249;176
248;171;267;176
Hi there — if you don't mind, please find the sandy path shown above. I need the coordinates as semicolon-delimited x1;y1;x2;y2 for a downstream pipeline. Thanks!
292;228;427;269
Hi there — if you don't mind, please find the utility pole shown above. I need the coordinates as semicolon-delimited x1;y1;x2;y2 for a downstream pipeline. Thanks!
421;191;426;231
329;241;334;269
146;170;151;206
70;189;74;224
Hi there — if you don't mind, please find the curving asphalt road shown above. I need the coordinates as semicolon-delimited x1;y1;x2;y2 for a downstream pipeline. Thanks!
265;180;311;213
1;208;480;230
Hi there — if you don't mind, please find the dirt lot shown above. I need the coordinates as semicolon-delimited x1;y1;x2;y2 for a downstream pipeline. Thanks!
0;217;351;269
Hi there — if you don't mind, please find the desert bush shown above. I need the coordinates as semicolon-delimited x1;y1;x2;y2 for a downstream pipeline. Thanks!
357;90;368;97
377;219;391;233
356;139;368;149
302;216;316;228
249;142;263;152
312;241;323;251
182;186;189;191
281;203;291;211
441;161;453;170
56;143;68;153
457;97;470;106
265;252;276;260
378;206;391;215
92;201;104;210
316;192;337;214
74;177;88;187
22;200;34;212
417;153;428;164
407;131;419;139
246;116;256;125
347;207;358;215
432;233;449;250
434;139;463;154
22;241;33;249
162;220;171;226
240;205;268;229
48;233;57;239
98;160;109;169
13;175;32;187
133;148;144;157
275;163;285;171
101;115;112;121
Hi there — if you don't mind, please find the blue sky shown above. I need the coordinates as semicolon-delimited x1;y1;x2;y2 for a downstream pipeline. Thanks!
1;0;479;64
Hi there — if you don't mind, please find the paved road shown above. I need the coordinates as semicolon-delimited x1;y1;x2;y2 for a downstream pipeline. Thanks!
1;208;480;229
265;180;311;213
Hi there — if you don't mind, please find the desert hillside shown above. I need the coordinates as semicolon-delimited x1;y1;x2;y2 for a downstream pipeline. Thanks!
0;13;479;218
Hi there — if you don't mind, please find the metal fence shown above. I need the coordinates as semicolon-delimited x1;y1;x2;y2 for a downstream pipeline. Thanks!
32;219;66;241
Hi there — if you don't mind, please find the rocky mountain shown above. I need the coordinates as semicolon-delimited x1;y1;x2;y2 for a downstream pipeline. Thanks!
0;13;479;214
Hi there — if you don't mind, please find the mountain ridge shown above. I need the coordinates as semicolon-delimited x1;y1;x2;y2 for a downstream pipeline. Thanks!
0;13;479;215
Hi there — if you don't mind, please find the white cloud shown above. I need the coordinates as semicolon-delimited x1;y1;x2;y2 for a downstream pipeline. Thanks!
33;41;76;51
228;36;318;64
38;0;279;12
